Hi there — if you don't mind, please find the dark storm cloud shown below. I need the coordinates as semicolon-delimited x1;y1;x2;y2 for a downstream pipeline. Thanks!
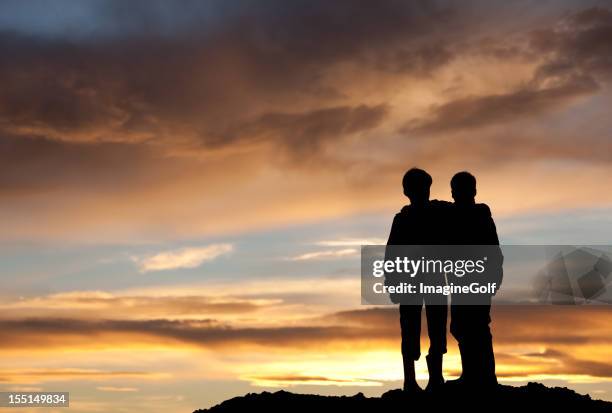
531;7;612;82
0;0;455;153
406;75;599;134
214;104;389;155
404;6;612;135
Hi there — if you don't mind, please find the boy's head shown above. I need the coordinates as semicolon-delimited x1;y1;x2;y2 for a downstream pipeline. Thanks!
451;171;476;204
402;168;432;205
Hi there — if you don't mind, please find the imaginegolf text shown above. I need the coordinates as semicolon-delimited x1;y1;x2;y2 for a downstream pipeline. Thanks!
373;282;499;296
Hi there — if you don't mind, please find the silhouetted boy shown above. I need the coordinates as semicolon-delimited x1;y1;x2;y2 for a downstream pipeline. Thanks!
447;171;503;389
385;168;448;393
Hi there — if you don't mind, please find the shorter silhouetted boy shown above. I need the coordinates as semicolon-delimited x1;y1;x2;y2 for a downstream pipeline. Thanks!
447;171;503;388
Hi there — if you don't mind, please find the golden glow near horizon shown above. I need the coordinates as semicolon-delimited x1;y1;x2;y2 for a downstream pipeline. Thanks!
0;286;610;402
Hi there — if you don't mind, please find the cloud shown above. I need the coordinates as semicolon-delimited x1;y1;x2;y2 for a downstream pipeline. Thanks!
0;306;609;352
0;134;169;195
521;349;612;378
288;248;358;261
319;306;612;351
132;244;233;272
405;75;598;134
0;368;160;383
247;375;379;387
402;6;612;135
531;7;612;82
0;290;271;319
97;386;139;392
5;386;43;392
315;238;387;247
0;318;374;350
220;105;389;157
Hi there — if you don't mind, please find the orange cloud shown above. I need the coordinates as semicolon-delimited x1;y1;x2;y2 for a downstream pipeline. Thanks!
0;369;162;384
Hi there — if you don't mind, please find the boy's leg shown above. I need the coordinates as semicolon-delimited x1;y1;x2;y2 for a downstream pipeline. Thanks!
425;294;448;356
424;295;447;390
469;302;497;386
449;302;472;384
449;301;496;387
400;303;423;391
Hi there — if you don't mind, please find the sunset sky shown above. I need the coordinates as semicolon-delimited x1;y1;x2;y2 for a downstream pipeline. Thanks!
1;1;612;412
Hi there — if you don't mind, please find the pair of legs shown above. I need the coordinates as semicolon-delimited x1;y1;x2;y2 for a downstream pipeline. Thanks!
449;300;497;387
399;293;447;392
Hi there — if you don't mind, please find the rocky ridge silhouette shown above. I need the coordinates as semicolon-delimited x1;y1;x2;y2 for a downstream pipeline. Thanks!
195;382;612;413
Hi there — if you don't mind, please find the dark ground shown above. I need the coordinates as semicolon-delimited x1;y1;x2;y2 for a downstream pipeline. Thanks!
195;382;612;413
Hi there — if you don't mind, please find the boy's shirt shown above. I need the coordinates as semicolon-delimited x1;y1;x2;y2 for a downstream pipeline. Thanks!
449;202;504;293
450;203;499;245
386;200;451;246
384;200;450;303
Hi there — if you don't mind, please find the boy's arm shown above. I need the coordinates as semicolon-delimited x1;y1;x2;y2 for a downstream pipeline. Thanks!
386;214;403;247
486;212;500;246
481;204;503;291
385;214;403;303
